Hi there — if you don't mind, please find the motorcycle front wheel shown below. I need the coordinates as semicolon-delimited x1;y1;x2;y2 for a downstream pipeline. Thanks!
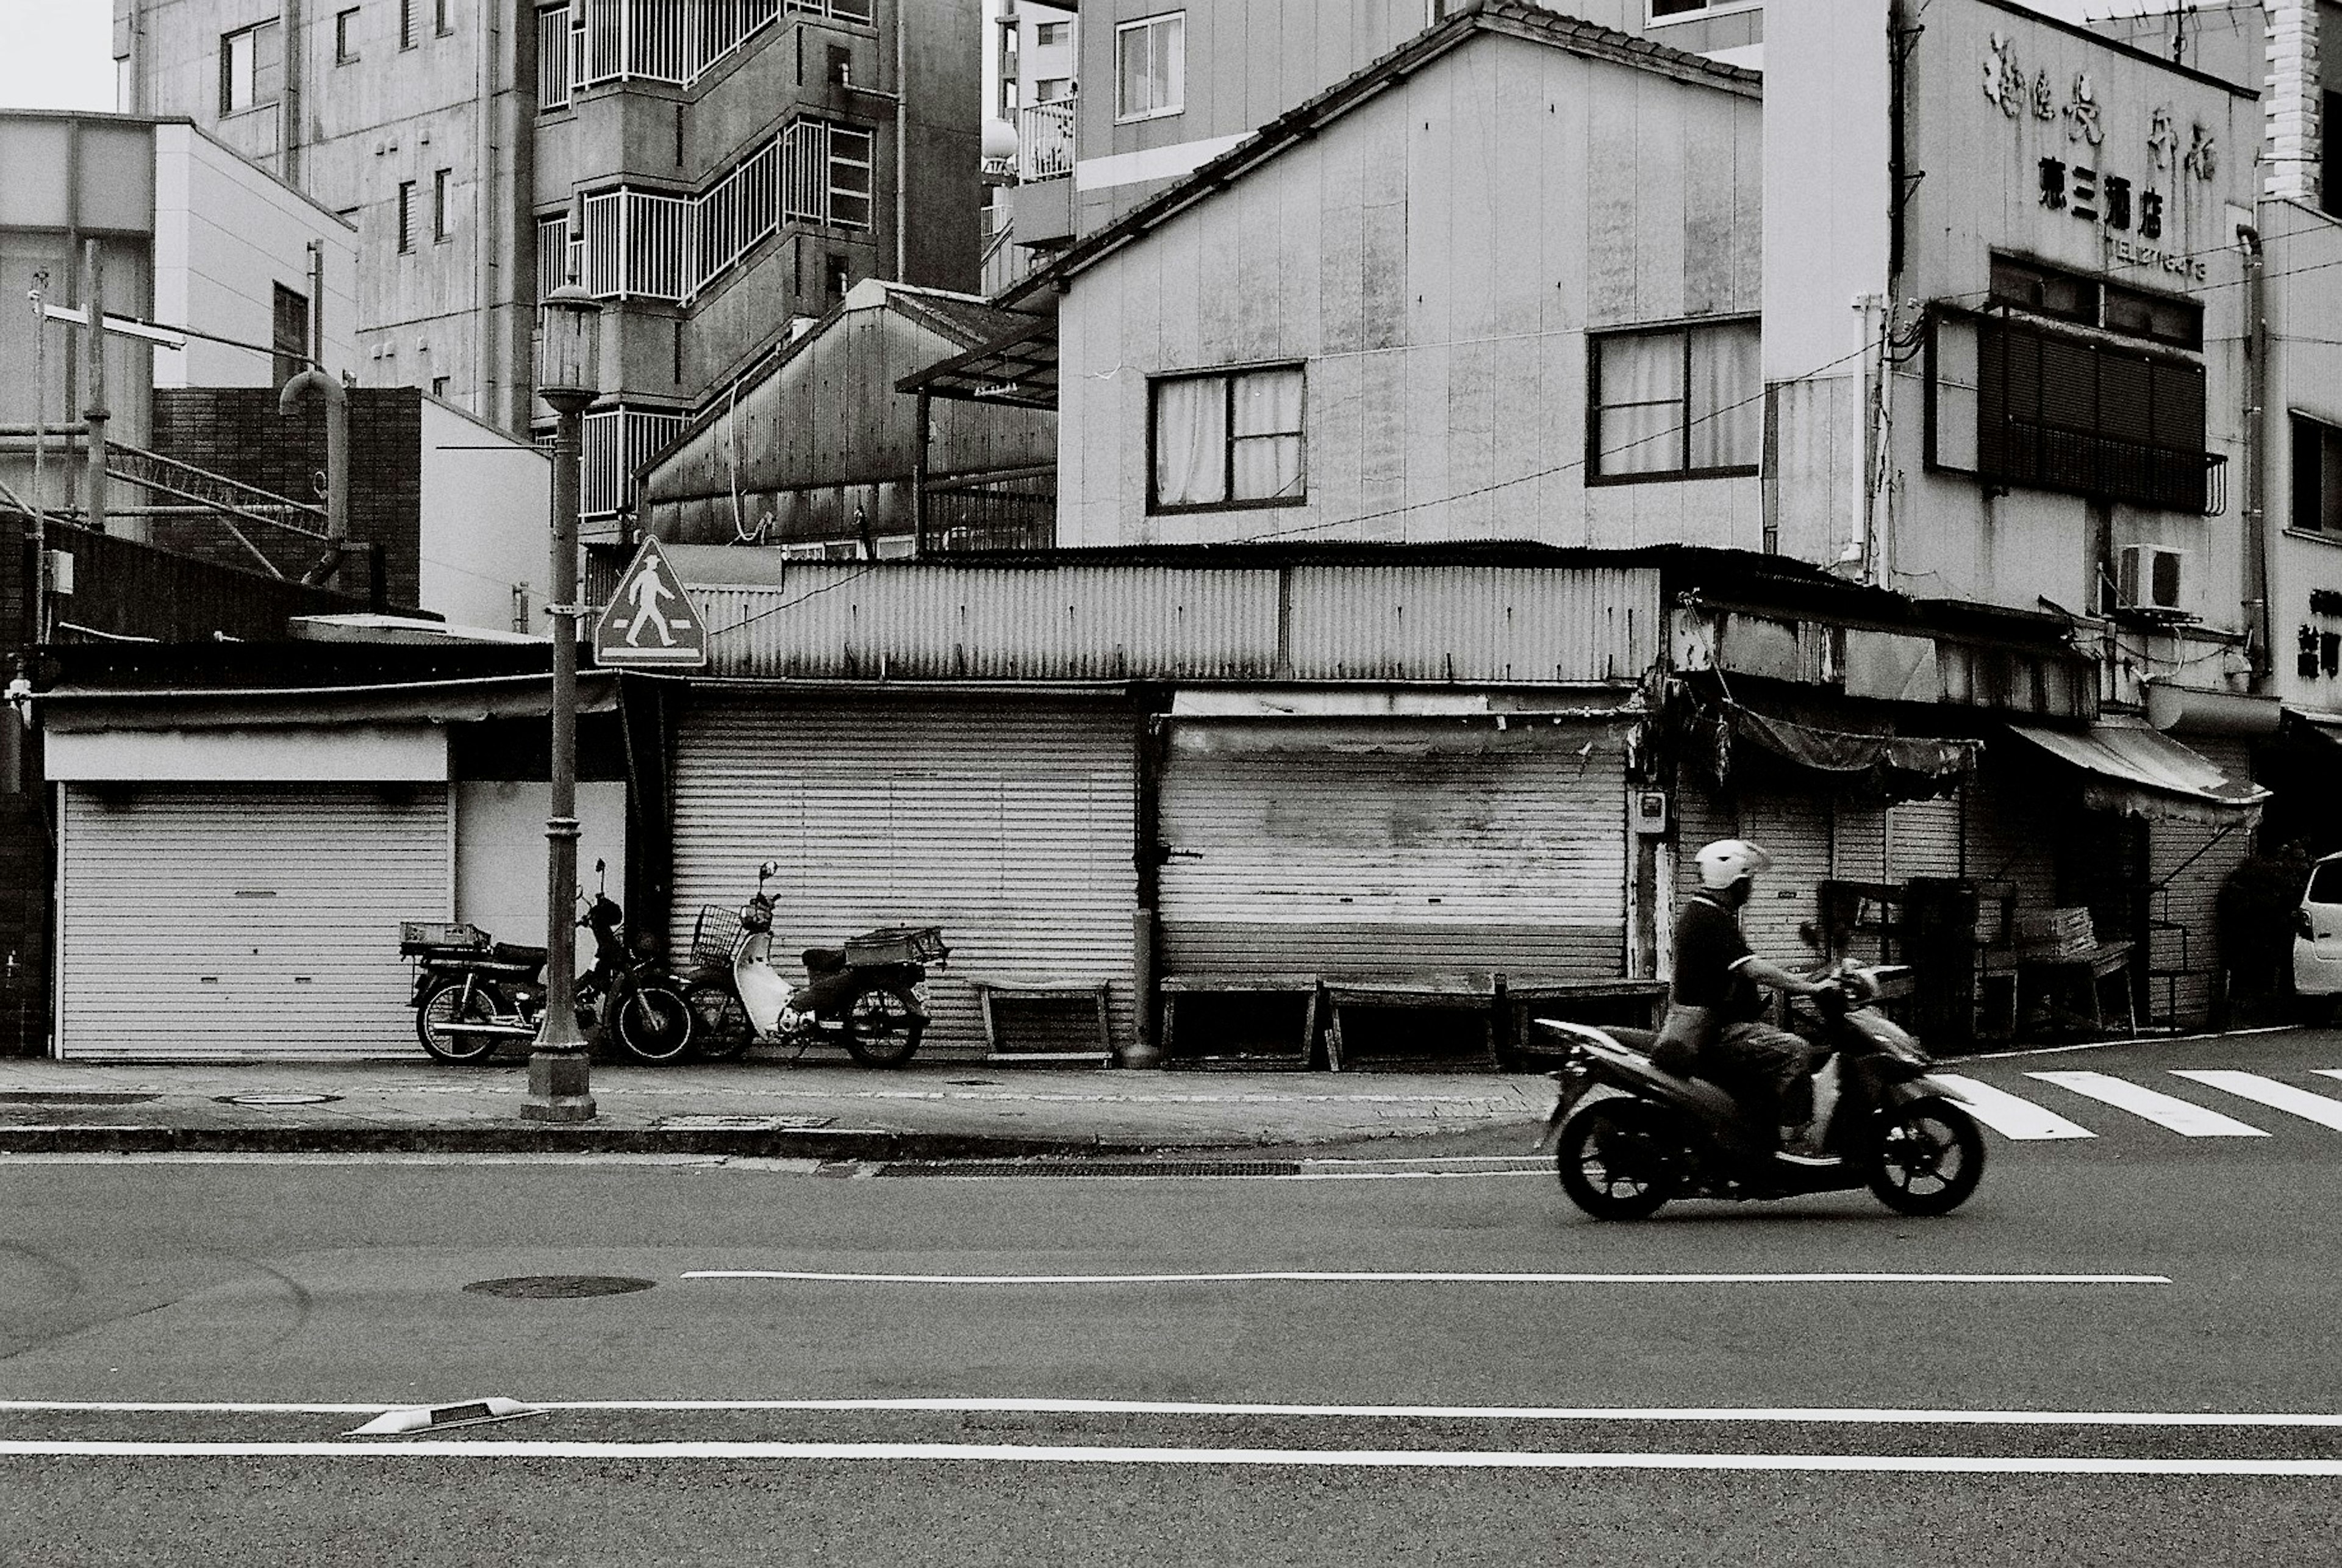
416;981;503;1065
683;981;753;1061
614;983;695;1063
1555;1098;1680;1220
1866;1099;1986;1217
842;981;925;1067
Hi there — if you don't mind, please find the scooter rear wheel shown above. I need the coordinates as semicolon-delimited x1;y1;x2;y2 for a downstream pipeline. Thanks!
1866;1099;1986;1217
843;982;924;1068
683;981;753;1062
1555;1098;1680;1220
416;981;502;1064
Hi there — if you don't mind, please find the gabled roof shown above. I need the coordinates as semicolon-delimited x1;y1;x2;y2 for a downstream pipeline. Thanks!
997;0;1759;310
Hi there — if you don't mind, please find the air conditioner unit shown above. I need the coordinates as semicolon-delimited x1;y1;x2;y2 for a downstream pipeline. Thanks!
2118;544;2186;612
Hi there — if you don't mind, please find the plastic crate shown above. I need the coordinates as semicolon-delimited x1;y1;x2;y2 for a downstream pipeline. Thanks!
846;925;950;967
400;920;487;955
691;904;745;967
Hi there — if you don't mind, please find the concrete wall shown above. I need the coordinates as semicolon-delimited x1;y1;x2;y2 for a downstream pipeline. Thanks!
153;121;359;388
2260;197;2342;714
418;395;550;631
1053;30;1763;548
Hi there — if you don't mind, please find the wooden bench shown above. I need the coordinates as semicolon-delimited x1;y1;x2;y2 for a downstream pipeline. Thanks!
1978;940;2138;1039
1502;978;1673;1061
1159;973;1322;1070
969;979;1114;1064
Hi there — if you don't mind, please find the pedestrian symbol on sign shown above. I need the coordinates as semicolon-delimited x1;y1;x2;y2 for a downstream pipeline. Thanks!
593;537;707;668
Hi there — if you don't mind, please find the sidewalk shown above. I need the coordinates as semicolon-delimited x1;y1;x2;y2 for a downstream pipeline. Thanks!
0;1056;1555;1161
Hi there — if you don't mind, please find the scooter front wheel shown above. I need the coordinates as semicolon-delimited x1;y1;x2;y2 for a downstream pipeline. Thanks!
615;984;695;1064
1555;1098;1680;1220
1866;1098;1986;1217
683;981;753;1061
416;981;502;1065
842;981;925;1068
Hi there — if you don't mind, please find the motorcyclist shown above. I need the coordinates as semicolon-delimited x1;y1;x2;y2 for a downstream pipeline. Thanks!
1658;839;1832;1162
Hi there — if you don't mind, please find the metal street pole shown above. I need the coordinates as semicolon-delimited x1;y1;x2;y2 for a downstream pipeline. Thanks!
523;268;603;1125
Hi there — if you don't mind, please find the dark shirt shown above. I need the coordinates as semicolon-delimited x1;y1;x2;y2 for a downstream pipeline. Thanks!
1672;893;1764;1023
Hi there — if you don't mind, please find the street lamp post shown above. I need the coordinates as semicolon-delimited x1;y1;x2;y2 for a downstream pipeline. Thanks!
523;275;603;1124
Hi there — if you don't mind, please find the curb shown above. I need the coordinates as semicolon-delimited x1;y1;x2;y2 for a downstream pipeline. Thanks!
0;1125;1210;1161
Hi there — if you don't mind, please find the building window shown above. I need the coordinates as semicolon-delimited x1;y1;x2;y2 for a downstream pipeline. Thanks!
219;20;282;115
826;253;850;299
1115;12;1184;123
2293;414;2342;533
335;7;360;63
2326;91;2342;219
400;0;420;49
1989;254;2201;348
432;169;453;240
271;284;309;388
1150;365;1306;512
397;180;418;252
1036;20;1070;46
1588;319;1761;482
436;0;456;35
788;0;873;20
1649;0;1753;20
1034;77;1072;102
1427;0;1455;21
1960;318;2209;512
431;374;451;398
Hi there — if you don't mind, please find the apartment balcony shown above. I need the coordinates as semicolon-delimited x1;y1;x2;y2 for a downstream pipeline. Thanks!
1979;420;2229;517
1007;96;1076;247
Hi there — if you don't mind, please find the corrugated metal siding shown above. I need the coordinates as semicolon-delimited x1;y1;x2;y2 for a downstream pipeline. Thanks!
669;696;1137;1057
1281;567;1663;684
57;784;449;1059
2147;736;2255;1028
1157;723;1628;979
1965;773;2060;922
1833;801;1889;884
1737;794;1833;965
686;562;1661;686
1888;794;1966;879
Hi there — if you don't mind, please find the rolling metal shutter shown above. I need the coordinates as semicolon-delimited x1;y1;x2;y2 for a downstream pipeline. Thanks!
2147;736;2254;1026
56;783;451;1060
1887;793;1966;879
1157;723;1628;979
670;695;1137;1057
1734;793;1832;964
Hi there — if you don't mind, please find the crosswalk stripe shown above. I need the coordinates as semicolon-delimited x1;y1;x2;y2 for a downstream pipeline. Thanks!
1928;1075;2096;1140
2170;1071;2342;1131
2025;1072;2268;1137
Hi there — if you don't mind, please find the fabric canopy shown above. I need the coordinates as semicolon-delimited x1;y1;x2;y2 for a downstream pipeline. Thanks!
2005;718;2269;823
1700;697;1979;802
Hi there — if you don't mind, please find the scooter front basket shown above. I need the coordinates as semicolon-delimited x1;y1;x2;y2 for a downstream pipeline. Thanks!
690;904;745;967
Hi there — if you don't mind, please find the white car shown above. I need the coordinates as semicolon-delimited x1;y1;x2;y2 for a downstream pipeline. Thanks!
2296;852;2342;1008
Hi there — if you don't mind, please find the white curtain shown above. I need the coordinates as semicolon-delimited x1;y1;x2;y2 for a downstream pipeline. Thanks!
1688;320;1761;470
1153;376;1227;506
1230;368;1305;501
1596;331;1685;476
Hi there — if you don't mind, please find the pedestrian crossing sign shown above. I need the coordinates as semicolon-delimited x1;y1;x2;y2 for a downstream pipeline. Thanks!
593;536;707;668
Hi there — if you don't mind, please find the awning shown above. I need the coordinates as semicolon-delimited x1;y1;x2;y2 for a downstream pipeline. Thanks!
37;671;620;732
2005;718;2269;823
1699;696;1979;802
2282;706;2342;752
895;311;1059;409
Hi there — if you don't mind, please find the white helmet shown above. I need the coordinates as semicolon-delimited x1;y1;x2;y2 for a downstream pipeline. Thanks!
1696;839;1773;891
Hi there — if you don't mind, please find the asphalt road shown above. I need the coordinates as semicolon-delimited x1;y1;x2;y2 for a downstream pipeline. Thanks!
4;1031;2340;1564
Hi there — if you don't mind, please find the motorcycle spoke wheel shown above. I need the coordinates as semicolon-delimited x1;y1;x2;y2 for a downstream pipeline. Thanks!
615;986;694;1064
1555;1099;1678;1221
417;983;502;1064
843;983;924;1068
1867;1102;1986;1217
684;982;753;1062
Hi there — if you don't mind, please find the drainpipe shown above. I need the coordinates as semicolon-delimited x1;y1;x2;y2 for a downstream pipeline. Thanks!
2238;224;2272;685
895;0;909;281
280;0;302;186
281;238;349;582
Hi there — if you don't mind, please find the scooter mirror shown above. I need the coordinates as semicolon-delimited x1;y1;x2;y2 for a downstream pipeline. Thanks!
759;859;779;880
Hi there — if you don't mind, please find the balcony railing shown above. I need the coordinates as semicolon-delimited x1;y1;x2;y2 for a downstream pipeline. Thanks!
1980;419;2228;517
1017;96;1076;182
582;406;691;521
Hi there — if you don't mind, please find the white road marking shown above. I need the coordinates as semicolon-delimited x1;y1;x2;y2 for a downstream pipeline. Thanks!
4;1398;2333;1428
1961;1025;2294;1061
0;1439;2335;1475
2170;1071;2342;1132
1928;1076;2097;1140
2025;1072;2268;1137
680;1269;2168;1286
2316;1070;2342;1089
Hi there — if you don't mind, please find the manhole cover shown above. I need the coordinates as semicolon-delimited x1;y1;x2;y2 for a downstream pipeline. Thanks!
462;1275;655;1300
0;1091;160;1106
216;1092;342;1107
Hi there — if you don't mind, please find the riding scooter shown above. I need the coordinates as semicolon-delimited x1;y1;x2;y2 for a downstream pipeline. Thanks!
679;859;947;1067
1534;965;1985;1220
402;866;693;1064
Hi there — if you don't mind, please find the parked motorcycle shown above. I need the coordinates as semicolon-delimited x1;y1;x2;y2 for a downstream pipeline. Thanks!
572;863;693;1064
1533;965;1985;1220
402;866;692;1064
679;859;947;1067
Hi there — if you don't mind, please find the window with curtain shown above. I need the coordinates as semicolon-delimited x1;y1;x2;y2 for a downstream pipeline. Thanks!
1116;12;1184;121
219;20;281;114
1588;318;1761;482
1151;366;1306;512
